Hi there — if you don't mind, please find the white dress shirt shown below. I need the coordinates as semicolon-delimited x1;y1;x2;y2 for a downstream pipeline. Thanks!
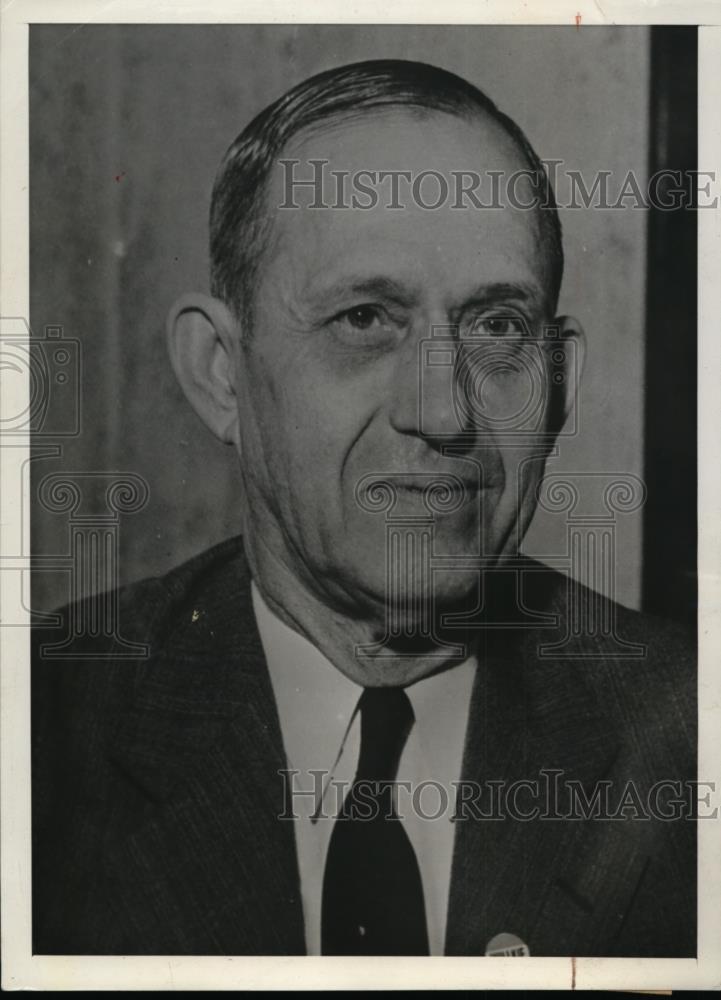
251;581;477;956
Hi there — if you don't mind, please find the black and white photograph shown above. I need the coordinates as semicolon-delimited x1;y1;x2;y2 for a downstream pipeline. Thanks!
2;5;720;991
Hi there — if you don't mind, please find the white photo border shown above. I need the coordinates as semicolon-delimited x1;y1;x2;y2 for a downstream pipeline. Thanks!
2;1;719;990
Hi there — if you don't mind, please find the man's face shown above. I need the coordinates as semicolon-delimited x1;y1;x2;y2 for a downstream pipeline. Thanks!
231;109;562;619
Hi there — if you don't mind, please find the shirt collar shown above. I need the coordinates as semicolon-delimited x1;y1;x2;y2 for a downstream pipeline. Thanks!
252;580;477;783
404;657;478;777
251;581;362;779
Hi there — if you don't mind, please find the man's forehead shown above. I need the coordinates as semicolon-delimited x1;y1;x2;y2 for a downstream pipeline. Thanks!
268;241;548;319
258;109;550;306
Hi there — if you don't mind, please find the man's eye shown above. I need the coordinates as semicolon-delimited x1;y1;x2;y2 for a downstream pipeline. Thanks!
329;304;402;344
477;316;528;337
342;305;383;330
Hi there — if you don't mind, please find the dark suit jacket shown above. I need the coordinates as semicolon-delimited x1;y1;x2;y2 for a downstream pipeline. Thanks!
32;535;697;956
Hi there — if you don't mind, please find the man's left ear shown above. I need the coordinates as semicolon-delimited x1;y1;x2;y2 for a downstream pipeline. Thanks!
547;315;586;434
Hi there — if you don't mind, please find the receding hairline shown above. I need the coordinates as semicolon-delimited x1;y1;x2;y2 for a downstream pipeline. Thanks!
279;101;532;168
209;60;564;326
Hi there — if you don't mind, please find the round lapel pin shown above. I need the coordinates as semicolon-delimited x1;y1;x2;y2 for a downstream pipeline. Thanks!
485;933;530;956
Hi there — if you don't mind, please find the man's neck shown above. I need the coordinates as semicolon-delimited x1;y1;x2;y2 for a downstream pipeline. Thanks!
243;533;470;688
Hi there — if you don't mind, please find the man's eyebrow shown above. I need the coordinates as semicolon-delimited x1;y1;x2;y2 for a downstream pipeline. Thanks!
306;276;418;308
459;282;543;308
302;278;546;316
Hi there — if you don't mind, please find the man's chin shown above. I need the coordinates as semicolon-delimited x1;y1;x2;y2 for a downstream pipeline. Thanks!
340;567;480;620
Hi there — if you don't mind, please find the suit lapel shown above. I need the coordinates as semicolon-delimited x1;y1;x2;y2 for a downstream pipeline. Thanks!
105;546;305;954
445;567;649;957
102;545;651;956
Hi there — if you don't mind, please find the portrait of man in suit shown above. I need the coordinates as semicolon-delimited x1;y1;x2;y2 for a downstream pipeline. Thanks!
31;51;697;960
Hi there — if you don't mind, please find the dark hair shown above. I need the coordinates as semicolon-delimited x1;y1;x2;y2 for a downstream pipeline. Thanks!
209;59;564;329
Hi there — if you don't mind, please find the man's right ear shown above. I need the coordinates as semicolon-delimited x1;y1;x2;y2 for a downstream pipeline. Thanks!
166;293;242;447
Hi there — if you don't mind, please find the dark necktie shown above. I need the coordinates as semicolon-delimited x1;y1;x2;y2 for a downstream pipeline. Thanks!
320;686;430;955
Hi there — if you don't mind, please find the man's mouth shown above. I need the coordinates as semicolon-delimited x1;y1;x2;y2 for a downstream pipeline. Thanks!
384;475;489;509
397;479;479;494
354;471;496;516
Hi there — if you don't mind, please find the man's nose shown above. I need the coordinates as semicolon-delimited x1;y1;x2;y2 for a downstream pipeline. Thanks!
387;330;474;450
